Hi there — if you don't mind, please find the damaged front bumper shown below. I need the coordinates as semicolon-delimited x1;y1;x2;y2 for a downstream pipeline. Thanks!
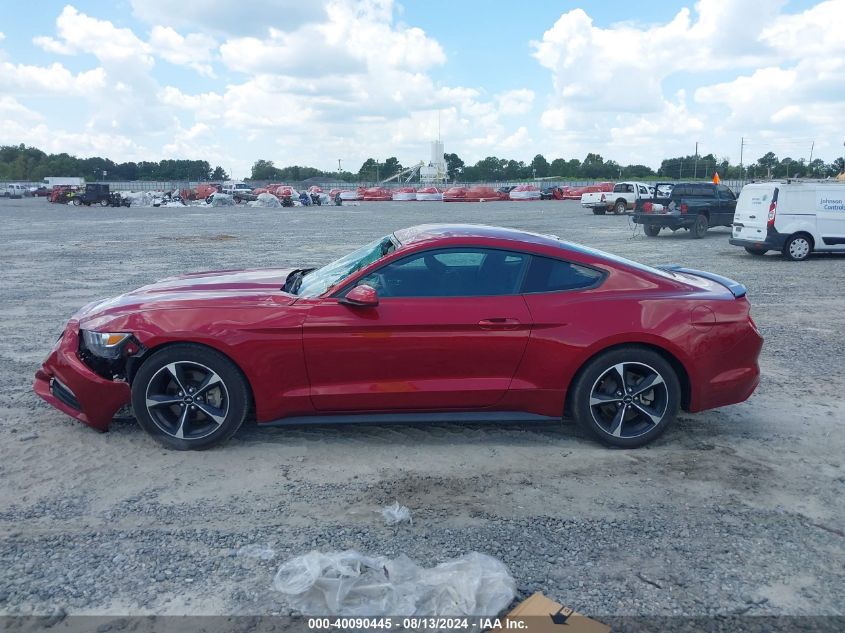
33;322;131;431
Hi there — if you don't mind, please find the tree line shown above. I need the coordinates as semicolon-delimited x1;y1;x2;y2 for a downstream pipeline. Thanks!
0;144;229;181
254;152;845;182
2;143;843;183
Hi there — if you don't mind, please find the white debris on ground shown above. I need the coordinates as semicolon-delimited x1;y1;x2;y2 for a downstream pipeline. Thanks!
123;191;156;207
209;193;235;206
249;192;282;208
381;501;412;525
236;544;276;560
273;550;515;617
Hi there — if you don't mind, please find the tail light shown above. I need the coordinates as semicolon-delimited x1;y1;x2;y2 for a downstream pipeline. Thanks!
680;203;689;214
767;187;779;228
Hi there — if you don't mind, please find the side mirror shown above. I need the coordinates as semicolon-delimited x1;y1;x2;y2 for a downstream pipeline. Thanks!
339;284;379;307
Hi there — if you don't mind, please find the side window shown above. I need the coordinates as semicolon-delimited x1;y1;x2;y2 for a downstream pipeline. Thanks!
522;256;604;293
718;185;736;200
638;185;648;194
357;248;529;298
695;185;716;198
625;184;634;193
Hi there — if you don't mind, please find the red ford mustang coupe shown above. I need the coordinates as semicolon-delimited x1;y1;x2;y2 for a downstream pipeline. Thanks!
34;224;763;450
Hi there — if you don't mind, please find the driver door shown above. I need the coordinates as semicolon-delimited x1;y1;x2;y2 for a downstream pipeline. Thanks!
302;248;533;412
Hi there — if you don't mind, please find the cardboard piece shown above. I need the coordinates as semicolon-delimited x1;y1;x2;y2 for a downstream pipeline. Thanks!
499;592;611;633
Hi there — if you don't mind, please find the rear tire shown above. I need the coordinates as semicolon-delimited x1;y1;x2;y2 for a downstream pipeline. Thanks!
570;347;680;448
745;246;768;256
100;199;109;207
691;214;709;238
782;234;812;261
592;208;606;215
614;200;627;214
131;344;250;450
643;224;660;237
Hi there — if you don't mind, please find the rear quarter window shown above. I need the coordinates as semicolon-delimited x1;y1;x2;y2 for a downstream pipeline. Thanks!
522;256;604;293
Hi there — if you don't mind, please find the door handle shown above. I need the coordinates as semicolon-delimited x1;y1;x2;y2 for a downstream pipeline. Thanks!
478;318;521;330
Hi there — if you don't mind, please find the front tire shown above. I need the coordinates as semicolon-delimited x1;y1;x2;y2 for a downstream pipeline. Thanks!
570;347;680;448
131;344;250;450
782;234;812;261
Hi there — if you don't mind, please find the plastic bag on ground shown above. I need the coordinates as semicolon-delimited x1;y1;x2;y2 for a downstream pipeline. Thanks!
210;193;234;206
123;191;155;207
273;550;515;617
249;192;282;208
381;502;412;525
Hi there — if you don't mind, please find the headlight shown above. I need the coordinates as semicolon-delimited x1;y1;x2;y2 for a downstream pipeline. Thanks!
81;330;131;359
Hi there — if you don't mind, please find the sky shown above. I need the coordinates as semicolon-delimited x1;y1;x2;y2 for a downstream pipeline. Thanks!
1;0;843;178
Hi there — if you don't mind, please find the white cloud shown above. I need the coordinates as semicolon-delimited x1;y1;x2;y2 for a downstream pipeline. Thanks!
500;126;531;150
15;0;843;176
496;89;535;116
149;26;217;77
531;0;845;166
5;0;534;175
33;5;153;67
1;61;106;95
130;0;326;36
0;96;44;123
220;27;364;77
0;112;141;159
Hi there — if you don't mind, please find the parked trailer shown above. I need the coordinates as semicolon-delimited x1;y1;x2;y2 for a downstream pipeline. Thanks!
44;177;84;187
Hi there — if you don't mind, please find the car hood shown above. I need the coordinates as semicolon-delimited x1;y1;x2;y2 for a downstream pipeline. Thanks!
74;268;297;322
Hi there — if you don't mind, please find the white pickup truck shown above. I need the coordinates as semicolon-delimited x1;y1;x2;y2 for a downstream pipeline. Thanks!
581;181;653;215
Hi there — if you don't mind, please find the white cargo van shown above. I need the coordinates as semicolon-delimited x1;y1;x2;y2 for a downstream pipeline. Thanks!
730;181;845;261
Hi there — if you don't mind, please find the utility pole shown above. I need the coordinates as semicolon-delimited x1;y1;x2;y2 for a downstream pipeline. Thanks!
694;142;699;179
740;137;745;181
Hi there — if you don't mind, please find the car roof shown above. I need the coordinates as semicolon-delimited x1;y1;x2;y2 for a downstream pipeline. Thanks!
392;223;680;281
394;224;563;249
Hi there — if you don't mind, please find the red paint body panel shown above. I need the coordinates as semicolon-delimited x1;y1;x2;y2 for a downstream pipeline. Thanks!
34;224;763;434
301;295;532;411
561;182;615;200
33;324;130;430
361;187;393;201
442;187;468;202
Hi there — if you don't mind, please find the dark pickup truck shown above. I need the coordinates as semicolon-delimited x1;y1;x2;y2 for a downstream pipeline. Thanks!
632;182;737;238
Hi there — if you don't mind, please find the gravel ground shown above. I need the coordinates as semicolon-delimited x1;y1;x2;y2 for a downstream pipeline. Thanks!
0;196;843;619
